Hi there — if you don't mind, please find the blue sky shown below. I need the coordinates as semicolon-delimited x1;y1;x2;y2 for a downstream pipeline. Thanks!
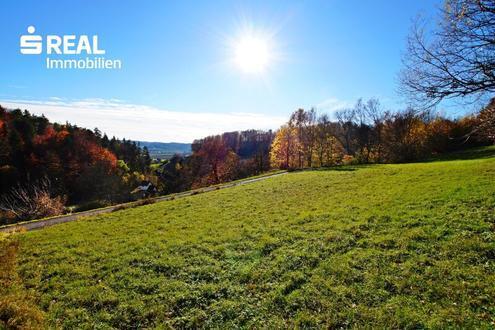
0;0;443;142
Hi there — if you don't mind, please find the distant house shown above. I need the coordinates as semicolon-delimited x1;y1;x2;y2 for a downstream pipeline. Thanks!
131;181;157;199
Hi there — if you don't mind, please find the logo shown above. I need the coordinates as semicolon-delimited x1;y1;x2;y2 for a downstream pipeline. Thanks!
20;26;122;70
20;26;42;54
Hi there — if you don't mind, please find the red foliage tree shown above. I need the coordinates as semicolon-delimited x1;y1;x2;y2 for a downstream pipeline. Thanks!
192;136;239;187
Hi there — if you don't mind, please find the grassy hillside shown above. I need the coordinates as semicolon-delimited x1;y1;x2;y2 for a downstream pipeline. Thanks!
9;147;495;328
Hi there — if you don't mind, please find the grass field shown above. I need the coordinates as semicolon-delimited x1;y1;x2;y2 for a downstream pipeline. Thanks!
3;147;495;328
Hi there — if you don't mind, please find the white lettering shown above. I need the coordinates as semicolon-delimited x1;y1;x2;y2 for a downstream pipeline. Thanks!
63;35;76;54
76;35;92;54
92;36;105;55
47;35;62;54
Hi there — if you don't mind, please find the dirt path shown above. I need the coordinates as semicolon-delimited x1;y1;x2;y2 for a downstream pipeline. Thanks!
0;172;287;233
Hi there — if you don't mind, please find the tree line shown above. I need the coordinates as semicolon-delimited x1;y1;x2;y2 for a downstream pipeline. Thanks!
155;130;273;194
270;98;493;169
0;107;152;223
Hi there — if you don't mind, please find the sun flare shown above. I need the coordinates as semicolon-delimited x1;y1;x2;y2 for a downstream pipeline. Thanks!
233;35;271;74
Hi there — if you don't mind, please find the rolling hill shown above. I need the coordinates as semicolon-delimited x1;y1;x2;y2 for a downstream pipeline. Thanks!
137;141;191;159
4;147;495;328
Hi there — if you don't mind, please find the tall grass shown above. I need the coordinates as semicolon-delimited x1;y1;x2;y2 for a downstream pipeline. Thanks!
0;232;44;329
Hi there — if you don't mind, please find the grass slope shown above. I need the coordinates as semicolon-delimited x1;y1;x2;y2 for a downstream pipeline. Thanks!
14;147;495;328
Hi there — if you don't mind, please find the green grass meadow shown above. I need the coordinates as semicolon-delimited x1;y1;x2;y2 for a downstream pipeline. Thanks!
6;147;495;328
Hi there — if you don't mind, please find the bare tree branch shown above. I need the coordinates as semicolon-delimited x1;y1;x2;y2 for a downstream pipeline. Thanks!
400;0;495;108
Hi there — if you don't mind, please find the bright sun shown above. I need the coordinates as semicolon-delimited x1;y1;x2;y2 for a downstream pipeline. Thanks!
234;35;271;74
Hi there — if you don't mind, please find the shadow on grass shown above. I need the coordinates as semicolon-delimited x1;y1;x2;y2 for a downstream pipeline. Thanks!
290;146;495;173
422;145;495;162
293;164;378;173
324;167;357;172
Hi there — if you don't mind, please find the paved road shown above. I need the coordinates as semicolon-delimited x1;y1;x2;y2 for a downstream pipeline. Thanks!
0;171;287;233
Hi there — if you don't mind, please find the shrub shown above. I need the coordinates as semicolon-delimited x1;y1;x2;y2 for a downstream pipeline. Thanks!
342;154;358;165
0;178;65;221
0;210;17;226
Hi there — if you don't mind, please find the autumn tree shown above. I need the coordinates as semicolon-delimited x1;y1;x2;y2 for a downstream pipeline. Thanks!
156;155;191;194
380;109;430;162
425;117;457;153
289;108;318;167
351;98;388;162
365;98;385;162
333;99;386;162
315;114;342;166
476;98;495;142
335;107;357;155
0;108;153;221
270;124;299;169
191;136;239;187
